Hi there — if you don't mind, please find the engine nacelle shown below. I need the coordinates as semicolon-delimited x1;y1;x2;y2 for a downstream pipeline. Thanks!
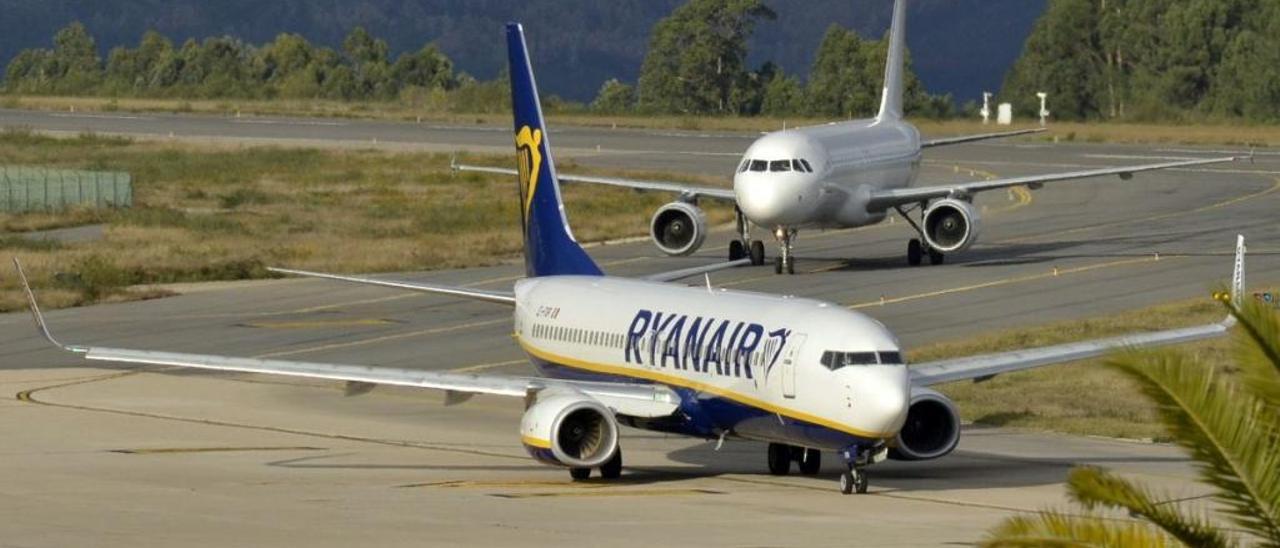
888;387;961;461
922;198;981;253
520;392;619;468
650;201;707;256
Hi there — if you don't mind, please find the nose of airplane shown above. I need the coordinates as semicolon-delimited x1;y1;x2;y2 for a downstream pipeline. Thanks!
734;172;816;226
853;366;910;436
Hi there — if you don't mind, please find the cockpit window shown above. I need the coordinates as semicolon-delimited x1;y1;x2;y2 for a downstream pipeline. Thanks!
821;351;878;370
799;159;814;172
749;160;768;172
878;352;904;365
738;160;750;173
821;351;903;370
769;160;792;172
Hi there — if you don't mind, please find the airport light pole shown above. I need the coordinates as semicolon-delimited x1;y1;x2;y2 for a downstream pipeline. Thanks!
980;92;992;125
1037;92;1050;127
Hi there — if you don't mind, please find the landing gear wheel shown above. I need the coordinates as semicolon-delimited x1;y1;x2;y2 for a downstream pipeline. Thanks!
774;257;783;275
928;248;945;265
839;468;868;494
907;239;923;266
798;448;821;475
729;240;746;261
767;443;791;475
786;259;796;275
750;240;766;266
569;467;591;480
599;448;623;479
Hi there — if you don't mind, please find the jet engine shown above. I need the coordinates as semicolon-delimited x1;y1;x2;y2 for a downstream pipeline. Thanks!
887;387;961;461
922;198;981;253
520;392;619;468
650;202;707;256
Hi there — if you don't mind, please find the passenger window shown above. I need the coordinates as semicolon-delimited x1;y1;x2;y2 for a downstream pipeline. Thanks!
799;159;814;172
749;160;768;172
770;160;792;172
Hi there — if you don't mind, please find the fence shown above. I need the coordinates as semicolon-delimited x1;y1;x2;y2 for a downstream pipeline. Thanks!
0;166;132;213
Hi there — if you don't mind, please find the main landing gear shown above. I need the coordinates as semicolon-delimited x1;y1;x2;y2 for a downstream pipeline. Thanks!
897;206;945;267
729;207;767;266
773;227;797;275
568;448;623;481
766;443;822;475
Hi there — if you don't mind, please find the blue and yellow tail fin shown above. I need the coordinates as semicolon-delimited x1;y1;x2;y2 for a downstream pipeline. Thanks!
506;23;603;278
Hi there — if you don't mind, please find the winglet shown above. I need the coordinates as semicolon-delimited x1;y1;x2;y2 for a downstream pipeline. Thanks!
1232;234;1246;308
12;257;84;353
1213;235;1246;326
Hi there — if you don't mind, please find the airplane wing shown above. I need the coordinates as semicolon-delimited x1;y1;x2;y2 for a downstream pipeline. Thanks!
920;128;1046;148
454;163;738;201
909;235;1246;387
13;261;678;418
267;267;516;305
271;258;751;296
642;258;752;283
865;156;1237;211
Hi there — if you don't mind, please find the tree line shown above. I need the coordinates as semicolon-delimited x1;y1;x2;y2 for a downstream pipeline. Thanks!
1;0;953;119
1;22;505;109
1002;0;1280;122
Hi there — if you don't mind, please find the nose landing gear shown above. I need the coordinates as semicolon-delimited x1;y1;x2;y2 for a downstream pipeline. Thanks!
774;227;797;275
837;444;886;495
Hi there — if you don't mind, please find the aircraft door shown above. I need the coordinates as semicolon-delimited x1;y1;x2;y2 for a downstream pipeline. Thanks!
781;334;806;398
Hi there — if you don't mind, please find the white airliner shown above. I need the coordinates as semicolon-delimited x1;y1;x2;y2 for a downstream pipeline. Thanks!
17;23;1247;494
459;0;1236;274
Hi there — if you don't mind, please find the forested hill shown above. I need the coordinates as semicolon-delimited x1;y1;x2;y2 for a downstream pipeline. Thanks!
0;0;1045;102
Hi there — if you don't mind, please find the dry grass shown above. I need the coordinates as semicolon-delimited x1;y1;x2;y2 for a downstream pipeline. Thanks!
0;132;733;311
8;95;1279;147
913;296;1242;440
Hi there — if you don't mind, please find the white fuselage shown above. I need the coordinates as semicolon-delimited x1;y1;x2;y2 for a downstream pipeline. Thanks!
511;276;910;448
734;118;922;230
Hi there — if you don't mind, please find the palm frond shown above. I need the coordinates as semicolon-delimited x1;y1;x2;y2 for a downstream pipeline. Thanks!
1105;350;1280;544
1067;466;1235;548
1227;299;1280;410
983;511;1173;547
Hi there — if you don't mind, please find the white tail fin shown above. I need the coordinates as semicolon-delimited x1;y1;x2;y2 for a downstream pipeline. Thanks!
876;0;907;122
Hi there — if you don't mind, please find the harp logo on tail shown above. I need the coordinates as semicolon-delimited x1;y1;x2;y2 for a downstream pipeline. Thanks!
515;125;543;226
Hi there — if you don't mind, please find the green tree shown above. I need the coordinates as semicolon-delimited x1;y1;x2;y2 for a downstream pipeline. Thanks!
104;31;175;94
984;296;1280;546
391;44;455;91
636;0;776;114
590;78;636;113
51;22;102;92
760;71;802;116
1000;0;1102;121
342;27;392;99
803;24;943;119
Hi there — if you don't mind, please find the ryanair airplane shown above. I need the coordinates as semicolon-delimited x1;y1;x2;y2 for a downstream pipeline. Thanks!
17;23;1247;495
460;0;1237;274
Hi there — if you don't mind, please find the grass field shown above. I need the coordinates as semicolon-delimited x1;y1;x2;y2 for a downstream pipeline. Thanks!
0;125;1263;442
0;129;734;311
917;295;1240;441
5;95;1279;147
